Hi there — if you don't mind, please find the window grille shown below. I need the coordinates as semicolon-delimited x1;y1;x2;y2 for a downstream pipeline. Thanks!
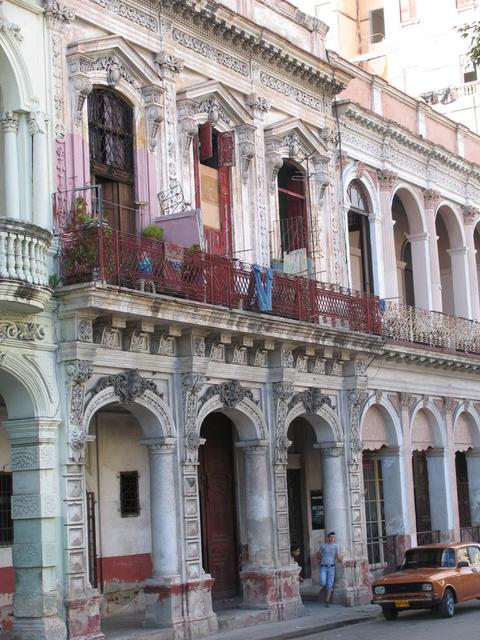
88;89;134;175
0;472;13;546
120;471;140;517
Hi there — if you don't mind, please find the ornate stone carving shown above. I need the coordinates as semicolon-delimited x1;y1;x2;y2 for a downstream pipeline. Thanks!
259;72;325;111
65;360;94;386
142;85;164;152
321;445;343;457
11;445;55;471
124;328;150;353
377;169;397;191
0;0;22;40
65;360;94;426
295;354;308;372
69;428;87;462
87;0;157;30
273;382;294;464
44;0;75;24
208;342;225;362
156;334;175;356
236;124;256;184
182;373;206;463
289;388;333;413
312;357;326;374
282;350;294;368
154;51;184;80
172;28;249;77
399;392;413;410
253;348;268;367
265;137;284;192
444;397;456;414
273;382;294;403
78;319;93;343
177;99;199;159
0;111;19;134
0;321;46;342
193;335;206;357
94;323;122;349
90;369;162;404
229;344;248;365
462;205;479;225
80;54;141;91
346;389;368;462
71;72;92;126
246;93;270;120
311;155;330;201
200;379;256;409
423;188;440;208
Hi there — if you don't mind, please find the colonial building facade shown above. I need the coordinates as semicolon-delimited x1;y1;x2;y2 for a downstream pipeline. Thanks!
2;1;480;640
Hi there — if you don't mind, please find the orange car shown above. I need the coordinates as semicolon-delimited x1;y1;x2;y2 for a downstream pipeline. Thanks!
371;542;480;619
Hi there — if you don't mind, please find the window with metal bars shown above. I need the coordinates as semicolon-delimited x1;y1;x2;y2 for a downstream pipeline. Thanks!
0;472;13;546
363;455;386;567
88;89;134;177
120;471;140;517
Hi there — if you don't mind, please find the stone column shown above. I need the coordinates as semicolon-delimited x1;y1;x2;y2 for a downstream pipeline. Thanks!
426;448;453;541
143;438;183;628
239;441;277;611
447;246;471;318
398;394;415;545
406;231;431;310
466;450;480;526
28;112;50;229
1;111;20;219
423;189;442;311
462;206;480;320
379;447;410;568
377;170;398;301
4;418;67;640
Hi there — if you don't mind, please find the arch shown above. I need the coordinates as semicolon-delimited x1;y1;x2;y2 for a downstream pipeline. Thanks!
342;166;380;218
345;177;375;294
0;352;54;418
196;396;267;442
0;32;34;110
410;400;446;449
360;395;402;449
435;203;466;248
391;185;426;235
453;403;480;450
285;402;342;444
83;387;176;440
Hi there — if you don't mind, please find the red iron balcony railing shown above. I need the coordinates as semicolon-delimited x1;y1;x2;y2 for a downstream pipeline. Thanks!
59;226;382;335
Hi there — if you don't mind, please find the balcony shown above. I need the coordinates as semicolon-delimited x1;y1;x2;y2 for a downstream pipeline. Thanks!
382;301;480;355
0;217;52;313
58;225;382;336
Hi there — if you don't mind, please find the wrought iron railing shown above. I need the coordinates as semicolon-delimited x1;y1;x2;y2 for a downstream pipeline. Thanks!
416;530;441;546
460;526;480;543
53;185;103;231
59;225;382;335
381;301;480;355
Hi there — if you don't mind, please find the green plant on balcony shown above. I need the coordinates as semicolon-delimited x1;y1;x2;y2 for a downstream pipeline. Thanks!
141;224;164;241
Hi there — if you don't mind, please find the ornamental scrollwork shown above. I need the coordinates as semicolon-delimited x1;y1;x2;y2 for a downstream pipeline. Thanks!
273;382;294;464
289;388;333;413
0;321;46;342
89;369;162;404
346;389;368;463
200;380;256;410
182;373;206;463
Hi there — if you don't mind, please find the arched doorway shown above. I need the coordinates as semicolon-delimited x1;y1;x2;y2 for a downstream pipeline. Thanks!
392;195;415;306
411;408;448;544
85;406;152;613
435;211;454;315
88;88;136;233
277;161;308;262
347;180;373;293
198;413;239;598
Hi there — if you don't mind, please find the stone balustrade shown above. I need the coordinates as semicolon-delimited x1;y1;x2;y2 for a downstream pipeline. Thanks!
0;217;53;313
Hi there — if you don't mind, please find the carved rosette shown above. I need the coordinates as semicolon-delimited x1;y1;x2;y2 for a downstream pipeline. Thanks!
346;389;368;463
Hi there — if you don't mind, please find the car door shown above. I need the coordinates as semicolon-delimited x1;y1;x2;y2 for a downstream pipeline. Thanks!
455;546;474;601
467;545;480;598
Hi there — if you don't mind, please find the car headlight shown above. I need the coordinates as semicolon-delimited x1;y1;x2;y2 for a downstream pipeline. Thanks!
374;586;386;595
422;583;433;592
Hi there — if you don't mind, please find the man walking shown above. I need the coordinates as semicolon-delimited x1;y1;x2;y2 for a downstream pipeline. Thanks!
318;531;342;607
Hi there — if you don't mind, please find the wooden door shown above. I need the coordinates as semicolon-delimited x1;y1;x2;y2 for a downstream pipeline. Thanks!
199;415;238;598
412;451;432;537
287;469;306;578
95;177;136;234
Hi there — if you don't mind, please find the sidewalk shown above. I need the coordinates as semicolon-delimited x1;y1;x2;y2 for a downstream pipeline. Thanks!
102;601;381;640
208;602;381;640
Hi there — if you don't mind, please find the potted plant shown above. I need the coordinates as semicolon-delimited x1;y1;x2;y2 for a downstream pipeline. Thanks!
136;225;164;292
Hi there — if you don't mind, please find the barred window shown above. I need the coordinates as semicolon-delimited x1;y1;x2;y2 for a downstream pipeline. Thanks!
120;471;140;517
0;472;13;546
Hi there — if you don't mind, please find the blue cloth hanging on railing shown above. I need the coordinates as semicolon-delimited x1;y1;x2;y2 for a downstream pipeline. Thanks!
254;264;273;311
379;298;386;313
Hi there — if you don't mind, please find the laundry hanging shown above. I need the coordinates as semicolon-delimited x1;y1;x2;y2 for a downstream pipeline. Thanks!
253;264;273;312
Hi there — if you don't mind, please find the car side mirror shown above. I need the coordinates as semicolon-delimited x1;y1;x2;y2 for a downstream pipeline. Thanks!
458;561;469;569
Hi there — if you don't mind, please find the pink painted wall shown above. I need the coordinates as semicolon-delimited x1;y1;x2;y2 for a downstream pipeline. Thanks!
338;76;372;109
382;93;417;135
425;117;456;154
464;135;480;164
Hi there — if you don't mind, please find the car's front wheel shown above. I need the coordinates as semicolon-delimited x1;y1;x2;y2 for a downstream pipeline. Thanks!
438;588;455;618
382;607;398;620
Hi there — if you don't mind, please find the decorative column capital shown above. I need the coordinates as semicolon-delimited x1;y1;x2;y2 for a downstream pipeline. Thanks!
317;443;343;457
236;123;256;184
246;92;271;120
177;98;199;159
377;169;397;191
462;205;479;226
154;50;184;81
422;188;441;209
142;437;176;454
265;136;284;192
142;84;164;152
27;111;47;136
238;439;269;455
1;111;19;133
44;0;75;24
311;154;330;202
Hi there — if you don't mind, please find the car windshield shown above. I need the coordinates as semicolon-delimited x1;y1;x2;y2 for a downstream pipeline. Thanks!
401;548;455;569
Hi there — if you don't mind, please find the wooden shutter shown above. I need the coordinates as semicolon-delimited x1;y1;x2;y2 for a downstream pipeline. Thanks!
199;121;213;162
218;131;236;167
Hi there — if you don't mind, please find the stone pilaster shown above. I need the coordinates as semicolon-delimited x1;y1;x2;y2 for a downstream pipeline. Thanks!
1;111;20;219
423;189;442;311
4;418;67;640
462;206;480;320
377;170;398;301
28;111;50;229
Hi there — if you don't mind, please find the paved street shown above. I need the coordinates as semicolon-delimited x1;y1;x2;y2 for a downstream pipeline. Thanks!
310;601;480;639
